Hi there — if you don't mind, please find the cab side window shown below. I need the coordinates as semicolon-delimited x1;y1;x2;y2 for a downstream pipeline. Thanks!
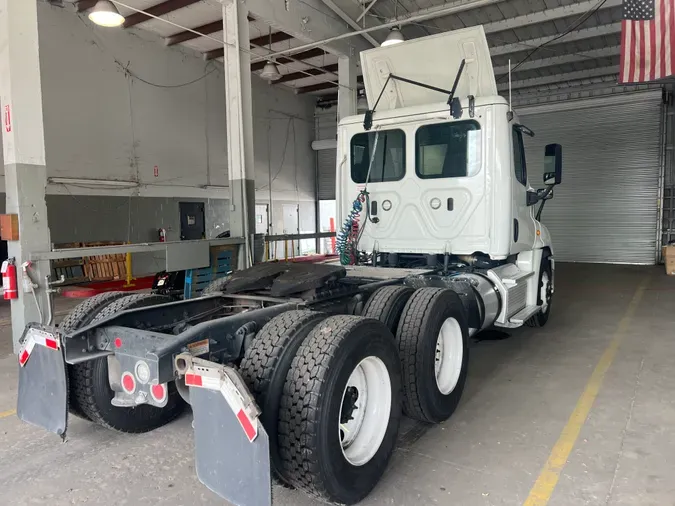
512;127;527;186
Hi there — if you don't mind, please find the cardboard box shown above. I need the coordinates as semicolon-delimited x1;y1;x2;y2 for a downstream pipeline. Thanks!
663;245;675;276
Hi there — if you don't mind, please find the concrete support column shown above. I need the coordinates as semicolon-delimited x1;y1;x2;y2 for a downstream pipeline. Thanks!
337;53;358;121
0;0;51;351
222;0;255;266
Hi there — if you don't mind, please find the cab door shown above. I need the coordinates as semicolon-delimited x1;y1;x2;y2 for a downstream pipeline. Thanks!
511;126;536;253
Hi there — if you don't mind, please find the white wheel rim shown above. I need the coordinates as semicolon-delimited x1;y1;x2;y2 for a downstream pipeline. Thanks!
541;271;551;312
434;318;464;395
339;356;391;466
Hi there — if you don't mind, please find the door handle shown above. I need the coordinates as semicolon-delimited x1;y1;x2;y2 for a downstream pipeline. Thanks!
371;200;378;216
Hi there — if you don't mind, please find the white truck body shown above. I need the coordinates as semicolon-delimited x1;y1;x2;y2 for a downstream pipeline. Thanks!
336;26;559;327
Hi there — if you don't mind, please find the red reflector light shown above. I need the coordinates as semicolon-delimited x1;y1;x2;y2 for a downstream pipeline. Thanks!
114;337;122;348
150;383;167;403
185;373;202;387
121;372;136;394
19;350;29;366
45;339;58;350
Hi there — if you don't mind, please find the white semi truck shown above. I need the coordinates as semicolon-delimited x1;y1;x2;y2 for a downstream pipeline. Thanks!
16;26;561;506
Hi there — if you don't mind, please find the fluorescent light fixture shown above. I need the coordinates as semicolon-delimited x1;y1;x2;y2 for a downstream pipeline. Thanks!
49;177;138;187
381;27;405;47
88;0;125;28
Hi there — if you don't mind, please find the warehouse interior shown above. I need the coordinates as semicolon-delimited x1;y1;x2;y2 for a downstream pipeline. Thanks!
1;0;674;505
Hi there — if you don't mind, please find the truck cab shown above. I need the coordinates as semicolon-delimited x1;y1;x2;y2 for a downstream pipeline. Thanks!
336;25;562;328
337;26;559;262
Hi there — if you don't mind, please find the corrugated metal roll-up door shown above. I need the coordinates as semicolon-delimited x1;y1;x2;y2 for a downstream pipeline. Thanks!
317;148;337;200
521;92;664;264
316;111;338;200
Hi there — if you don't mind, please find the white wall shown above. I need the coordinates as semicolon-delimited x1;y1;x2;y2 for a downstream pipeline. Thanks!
0;2;316;251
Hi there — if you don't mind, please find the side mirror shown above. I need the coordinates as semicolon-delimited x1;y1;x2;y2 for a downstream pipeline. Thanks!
543;143;562;185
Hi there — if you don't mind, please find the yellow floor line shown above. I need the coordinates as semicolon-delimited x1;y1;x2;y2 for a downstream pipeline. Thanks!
0;409;16;419
523;277;649;506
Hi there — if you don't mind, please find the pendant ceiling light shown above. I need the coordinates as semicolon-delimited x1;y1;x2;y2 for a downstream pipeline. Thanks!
88;0;125;27
381;27;405;47
261;27;282;81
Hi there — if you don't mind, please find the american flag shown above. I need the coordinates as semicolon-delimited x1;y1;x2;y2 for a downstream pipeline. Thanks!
620;0;674;83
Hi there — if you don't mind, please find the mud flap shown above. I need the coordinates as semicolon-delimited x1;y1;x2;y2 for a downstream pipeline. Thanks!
192;387;271;506
17;329;68;438
180;354;271;506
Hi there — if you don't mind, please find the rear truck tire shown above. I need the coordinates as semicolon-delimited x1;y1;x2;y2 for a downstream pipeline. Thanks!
59;291;128;420
361;285;415;333
278;315;401;505
201;275;231;295
526;251;553;328
238;310;326;485
396;288;469;424
70;294;186;432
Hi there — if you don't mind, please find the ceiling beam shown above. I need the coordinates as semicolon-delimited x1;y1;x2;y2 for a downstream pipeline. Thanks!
164;15;255;46
297;75;363;94
204;30;294;60
497;66;620;91
165;20;223;46
274;63;339;84
244;0;370;57
319;0;379;47
490;23;621;57
250;47;327;72
493;46;620;75
123;0;202;29
481;0;621;35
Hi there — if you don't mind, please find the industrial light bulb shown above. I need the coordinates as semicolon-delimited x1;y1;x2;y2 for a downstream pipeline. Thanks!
260;61;282;81
381;27;405;47
88;0;125;27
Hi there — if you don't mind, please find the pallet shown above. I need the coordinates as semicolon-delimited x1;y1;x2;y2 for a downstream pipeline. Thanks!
51;242;88;285
184;245;238;299
82;241;127;282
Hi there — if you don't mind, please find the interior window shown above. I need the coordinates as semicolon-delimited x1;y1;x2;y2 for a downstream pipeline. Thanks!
350;129;405;184
415;121;481;179
513;127;527;186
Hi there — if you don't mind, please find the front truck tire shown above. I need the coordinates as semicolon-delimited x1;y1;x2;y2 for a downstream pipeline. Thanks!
396;288;469;424
70;294;186;432
278;316;401;505
238;310;326;485
361;285;414;332
526;250;553;328
59;291;129;420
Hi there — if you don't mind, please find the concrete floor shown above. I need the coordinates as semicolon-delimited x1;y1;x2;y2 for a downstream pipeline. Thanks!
0;263;673;506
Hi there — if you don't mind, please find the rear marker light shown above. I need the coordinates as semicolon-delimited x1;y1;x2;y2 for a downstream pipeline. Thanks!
45;339;58;350
121;372;136;394
19;350;29;366
114;337;122;348
150;383;167;403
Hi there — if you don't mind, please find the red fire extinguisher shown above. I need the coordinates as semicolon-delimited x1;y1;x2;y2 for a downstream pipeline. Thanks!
2;258;18;300
158;228;166;243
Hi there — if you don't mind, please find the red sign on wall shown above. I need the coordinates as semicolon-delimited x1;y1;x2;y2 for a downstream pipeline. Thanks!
3;105;11;133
